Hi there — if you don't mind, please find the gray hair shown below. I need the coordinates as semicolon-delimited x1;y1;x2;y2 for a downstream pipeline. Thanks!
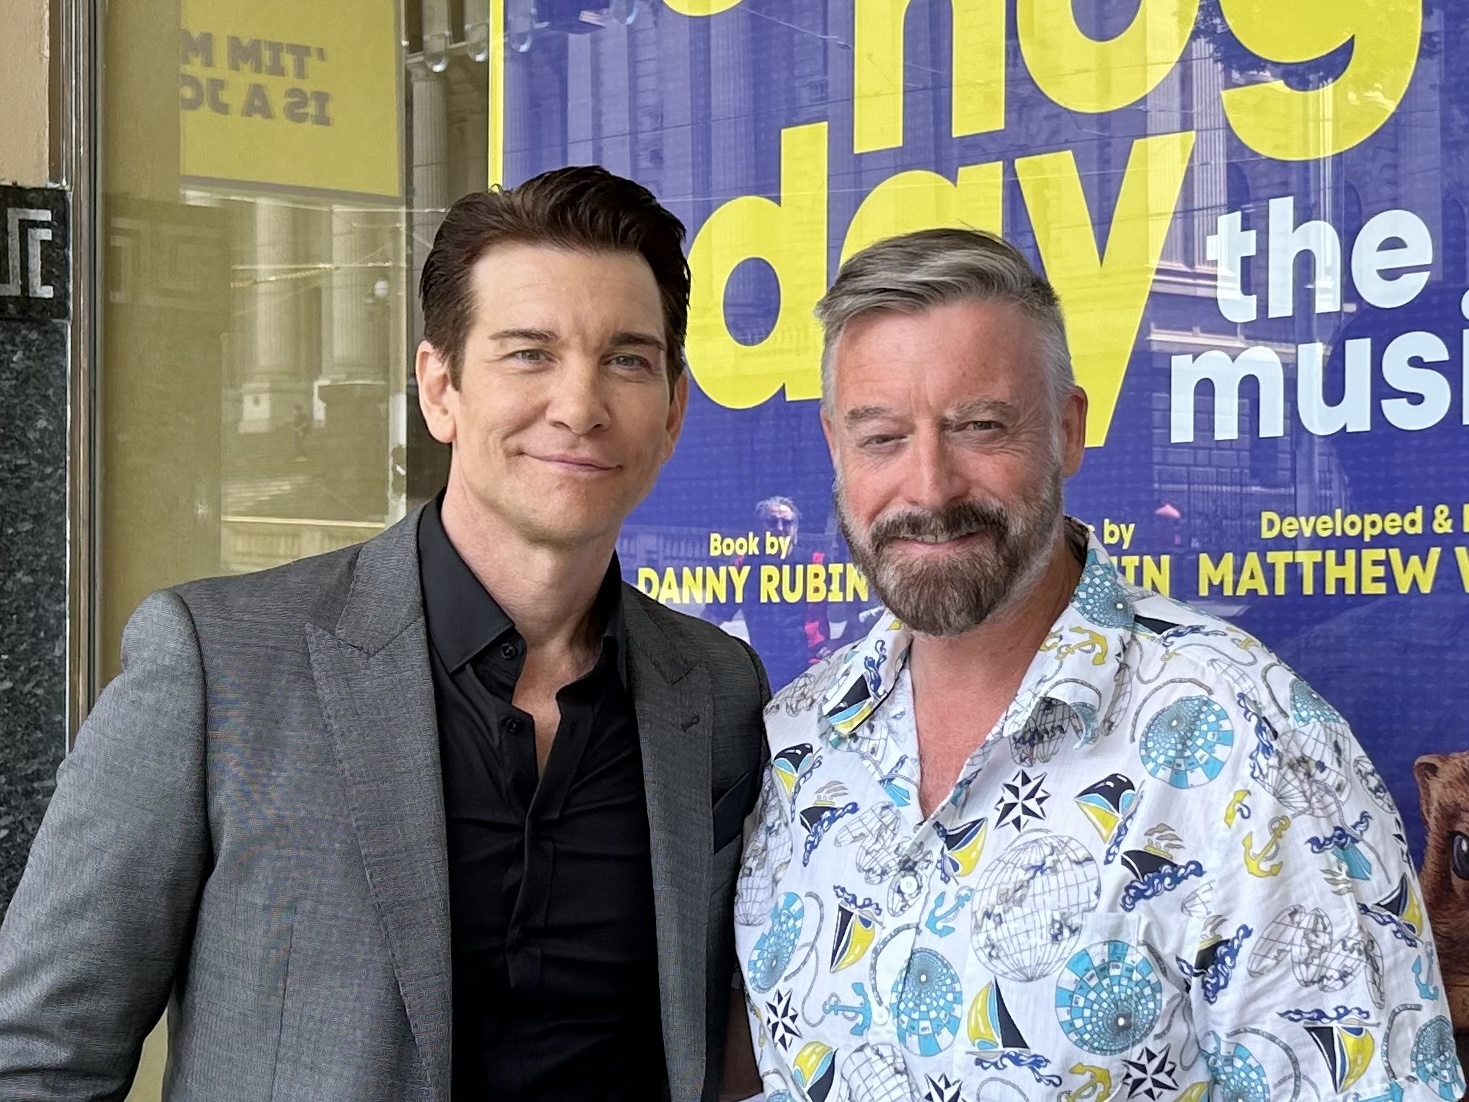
814;227;1074;410
754;495;800;524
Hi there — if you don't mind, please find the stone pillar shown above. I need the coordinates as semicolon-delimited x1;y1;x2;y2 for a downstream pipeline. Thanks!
329;207;378;381
708;13;754;196
410;65;450;343
0;185;68;908
238;199;302;433
407;63;452;503
320;205;390;518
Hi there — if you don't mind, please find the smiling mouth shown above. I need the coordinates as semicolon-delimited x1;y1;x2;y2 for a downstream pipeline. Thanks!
892;530;986;547
531;454;617;473
907;532;974;544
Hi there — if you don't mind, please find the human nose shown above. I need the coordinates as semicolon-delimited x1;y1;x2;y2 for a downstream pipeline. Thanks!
545;357;611;435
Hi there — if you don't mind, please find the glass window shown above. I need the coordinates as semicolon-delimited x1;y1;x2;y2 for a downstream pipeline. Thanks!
102;5;489;1093
98;0;494;685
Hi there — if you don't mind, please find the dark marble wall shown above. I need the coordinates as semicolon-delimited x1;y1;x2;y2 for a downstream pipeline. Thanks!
0;186;70;911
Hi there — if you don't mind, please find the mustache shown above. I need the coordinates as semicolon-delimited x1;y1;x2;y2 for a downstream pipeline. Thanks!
867;499;1010;548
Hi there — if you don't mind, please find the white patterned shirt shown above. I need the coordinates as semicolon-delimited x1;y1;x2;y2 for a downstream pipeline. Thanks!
735;522;1461;1102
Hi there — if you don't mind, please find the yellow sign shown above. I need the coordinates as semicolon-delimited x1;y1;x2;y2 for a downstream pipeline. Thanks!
180;0;400;198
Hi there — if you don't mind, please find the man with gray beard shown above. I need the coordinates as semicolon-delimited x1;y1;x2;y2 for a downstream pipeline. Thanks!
731;228;1457;1102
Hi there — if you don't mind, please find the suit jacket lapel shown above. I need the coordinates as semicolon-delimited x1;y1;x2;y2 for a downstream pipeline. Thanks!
307;509;452;1102
624;591;713;1102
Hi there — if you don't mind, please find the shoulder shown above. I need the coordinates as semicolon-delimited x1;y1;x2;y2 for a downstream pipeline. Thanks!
1115;581;1366;804
1121;582;1308;721
168;539;367;640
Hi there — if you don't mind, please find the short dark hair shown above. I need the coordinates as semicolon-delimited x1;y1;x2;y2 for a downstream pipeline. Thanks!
419;166;691;388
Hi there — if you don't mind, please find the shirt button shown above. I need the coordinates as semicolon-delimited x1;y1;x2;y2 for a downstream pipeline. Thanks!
500;642;520;660
503;717;522;735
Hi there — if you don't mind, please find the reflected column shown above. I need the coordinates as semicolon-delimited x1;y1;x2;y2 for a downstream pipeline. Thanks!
320;206;391;518
241;199;303;434
408;61;452;502
411;63;450;341
709;7;756;340
330;208;379;382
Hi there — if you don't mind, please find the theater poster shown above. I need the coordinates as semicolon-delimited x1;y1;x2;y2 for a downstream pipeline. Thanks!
490;0;1469;1050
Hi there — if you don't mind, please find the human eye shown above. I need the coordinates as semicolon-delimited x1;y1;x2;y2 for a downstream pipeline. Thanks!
509;348;549;364
961;419;1000;432
609;352;656;371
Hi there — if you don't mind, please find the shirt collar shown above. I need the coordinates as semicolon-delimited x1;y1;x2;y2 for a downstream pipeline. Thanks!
417;494;628;682
821;518;1135;745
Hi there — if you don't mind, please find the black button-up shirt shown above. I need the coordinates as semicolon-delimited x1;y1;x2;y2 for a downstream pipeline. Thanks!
417;500;665;1101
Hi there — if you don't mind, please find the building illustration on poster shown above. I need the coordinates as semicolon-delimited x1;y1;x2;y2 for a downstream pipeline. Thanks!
486;0;1469;1056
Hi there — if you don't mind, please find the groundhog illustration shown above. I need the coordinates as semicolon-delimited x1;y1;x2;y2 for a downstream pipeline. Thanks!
1415;752;1469;1031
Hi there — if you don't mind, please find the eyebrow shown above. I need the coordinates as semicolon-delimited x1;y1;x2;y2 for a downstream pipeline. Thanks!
485;327;666;352
943;399;1021;426
843;405;898;426
487;328;557;344
608;330;667;352
843;398;1022;428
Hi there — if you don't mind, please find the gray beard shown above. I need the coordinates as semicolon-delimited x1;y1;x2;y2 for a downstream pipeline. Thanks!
837;468;1062;636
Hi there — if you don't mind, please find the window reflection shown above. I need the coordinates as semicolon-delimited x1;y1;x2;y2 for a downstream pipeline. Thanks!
99;0;489;680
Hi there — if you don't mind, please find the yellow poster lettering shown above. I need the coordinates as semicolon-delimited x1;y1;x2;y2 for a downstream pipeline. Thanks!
807;564;828;603
1217;0;1420;160
1391;548;1438;594
781;567;804;603
680;567;706;604
1198;552;1234;597
1325;550;1356;595
1360;549;1388;596
760;565;780;603
1017;130;1196;446
686;123;828;409
1017;0;1198;115
827;564;847;602
1265;551;1293;594
1197;549;1449;598
662;0;741;14
1456;547;1469;593
1236;553;1268;597
1115;555;1171;596
704;567;730;605
1142;554;1170;596
840;164;1003;265
1296;549;1321;595
853;0;1005;154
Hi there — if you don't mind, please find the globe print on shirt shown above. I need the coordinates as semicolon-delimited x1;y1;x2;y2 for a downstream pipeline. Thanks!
970;832;1098;983
734;521;1462;1102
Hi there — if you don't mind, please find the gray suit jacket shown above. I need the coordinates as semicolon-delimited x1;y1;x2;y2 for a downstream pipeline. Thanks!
0;510;769;1101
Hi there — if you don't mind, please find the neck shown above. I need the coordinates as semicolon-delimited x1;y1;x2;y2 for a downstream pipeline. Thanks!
907;528;1082;694
439;475;614;654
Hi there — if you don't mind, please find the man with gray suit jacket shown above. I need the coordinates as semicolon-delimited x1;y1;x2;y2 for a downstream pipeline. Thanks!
0;168;768;1102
